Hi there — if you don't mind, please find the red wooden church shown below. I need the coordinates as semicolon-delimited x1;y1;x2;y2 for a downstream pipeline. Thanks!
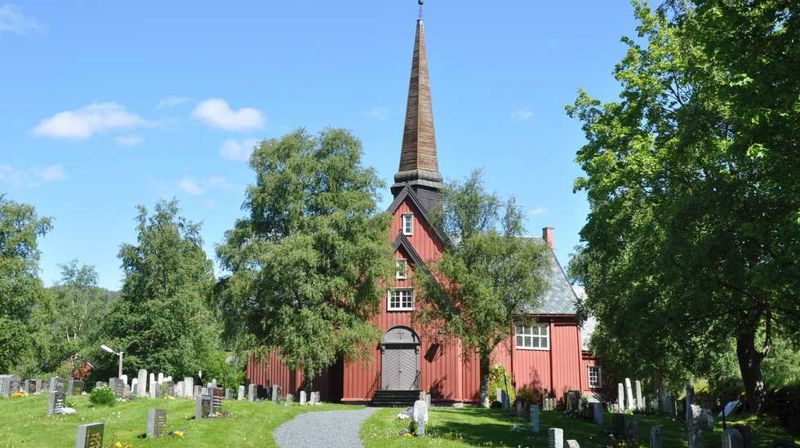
247;15;600;405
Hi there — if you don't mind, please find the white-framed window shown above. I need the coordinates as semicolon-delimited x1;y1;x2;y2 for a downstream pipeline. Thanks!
588;366;602;388
388;288;414;311
402;214;414;236
515;324;550;350
395;259;408;280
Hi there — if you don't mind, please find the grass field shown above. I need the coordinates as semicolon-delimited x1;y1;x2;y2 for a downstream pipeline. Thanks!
361;406;800;448
0;393;359;448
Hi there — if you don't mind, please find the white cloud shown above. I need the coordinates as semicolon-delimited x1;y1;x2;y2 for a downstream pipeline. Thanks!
177;176;229;196
33;102;147;139
0;164;65;187
220;138;258;162
530;207;547;216
192;98;264;131
510;106;534;121
363;106;390;121
156;96;191;110
115;134;143;147
0;4;45;35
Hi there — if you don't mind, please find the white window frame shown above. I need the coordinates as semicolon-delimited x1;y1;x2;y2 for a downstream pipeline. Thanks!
387;288;414;311
515;323;550;350
395;259;408;280
588;366;602;389
402;214;414;236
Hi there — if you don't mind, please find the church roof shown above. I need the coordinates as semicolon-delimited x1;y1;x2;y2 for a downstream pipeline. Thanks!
525;238;579;315
393;19;442;191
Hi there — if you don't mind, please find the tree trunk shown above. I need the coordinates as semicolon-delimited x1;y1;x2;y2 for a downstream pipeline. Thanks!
479;352;491;408
736;327;765;412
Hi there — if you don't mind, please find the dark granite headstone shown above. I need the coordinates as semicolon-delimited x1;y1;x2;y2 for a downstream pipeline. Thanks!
147;408;167;438
612;413;626;439
75;422;104;448
48;390;66;415
110;378;125;398
195;394;213;419
210;386;224;413
257;384;267;400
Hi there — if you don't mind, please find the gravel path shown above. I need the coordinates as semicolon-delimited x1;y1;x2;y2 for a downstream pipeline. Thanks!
274;407;378;448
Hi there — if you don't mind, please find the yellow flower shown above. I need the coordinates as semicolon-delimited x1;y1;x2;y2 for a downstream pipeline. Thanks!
173;431;185;438
114;442;122;448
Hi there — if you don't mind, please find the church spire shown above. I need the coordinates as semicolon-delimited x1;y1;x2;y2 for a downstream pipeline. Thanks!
392;5;443;210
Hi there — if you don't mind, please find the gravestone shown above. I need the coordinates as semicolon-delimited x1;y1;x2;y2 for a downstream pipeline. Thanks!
194;385;202;400
685;384;695;421
612;413;626;439
149;374;157;399
311;391;321;405
548;428;564;448
110;378;125;399
566;441;580;448
257;384;267;400
618;383;625;411
662;395;677;417
625;378;635;411
195;393;212;419
635;380;643;411
731;425;752;448
95;381;107;389
413;399;428;436
501;389;510;410
285;393;293;403
159;381;174;398
651;426;662;448
687;404;714;448
176;381;184;398
627;420;640;447
48;390;66;415
238;385;245;400
184;377;194;398
131;379;139;396
0;375;11;397
592;402;604;425
272;384;280;403
496;387;503;403
722;428;744;448
211;386;224;413
75;422;104;448
300;390;307;405
247;384;256;402
68;379;84;396
137;369;148;397
157;372;163;384
225;388;234;400
33;379;43;393
531;404;540;433
50;376;65;393
26;380;37;394
146;408;167;438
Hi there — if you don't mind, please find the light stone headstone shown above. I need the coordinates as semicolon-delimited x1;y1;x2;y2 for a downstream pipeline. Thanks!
548;428;564;448
146;408;167;438
300;390;307;405
413;399;428;436
68;379;84;396
248;384;256;401
75;422;104;448
149;373;157;398
530;404;540;433
0;375;12;397
720;428;744;448
184;377;194;398
687;404;714;448
617;383;625;411
496;388;503;403
625;378;635;411
194;385;202;399
592;402;604;425
176;381;185;398
131;378;139;396
285;393;293;403
635;380;643;411
566;441;580;448
157;372;163;384
48;390;66;415
225;388;234;400
137;369;148;397
501;389;510;410
195;393;211;419
651;426;663;448
271;384;280;403
238;385;245;400
119;374;128;387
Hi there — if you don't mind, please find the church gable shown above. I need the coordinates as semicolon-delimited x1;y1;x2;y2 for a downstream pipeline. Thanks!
390;195;445;265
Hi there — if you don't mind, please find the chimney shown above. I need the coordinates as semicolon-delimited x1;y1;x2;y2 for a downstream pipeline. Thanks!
542;227;555;251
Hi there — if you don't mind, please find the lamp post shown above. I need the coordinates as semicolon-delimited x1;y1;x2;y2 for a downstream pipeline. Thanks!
100;344;123;378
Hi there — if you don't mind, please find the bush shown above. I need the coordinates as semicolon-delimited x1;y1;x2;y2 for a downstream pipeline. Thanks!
89;386;115;406
763;384;800;433
488;364;515;404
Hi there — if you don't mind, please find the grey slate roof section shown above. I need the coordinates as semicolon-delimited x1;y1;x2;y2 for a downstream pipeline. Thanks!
523;237;579;315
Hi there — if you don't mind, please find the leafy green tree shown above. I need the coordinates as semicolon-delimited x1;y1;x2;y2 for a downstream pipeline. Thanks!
0;195;52;374
216;128;392;387
96;200;218;379
567;1;799;411
416;171;550;407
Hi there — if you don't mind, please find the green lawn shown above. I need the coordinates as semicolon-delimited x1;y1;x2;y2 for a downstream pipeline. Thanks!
0;393;359;448
361;407;799;448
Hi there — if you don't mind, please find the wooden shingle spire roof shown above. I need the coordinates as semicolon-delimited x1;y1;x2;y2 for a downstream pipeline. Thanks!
393;18;443;194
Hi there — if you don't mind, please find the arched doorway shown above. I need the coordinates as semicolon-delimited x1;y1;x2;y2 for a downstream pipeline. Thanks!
381;327;420;390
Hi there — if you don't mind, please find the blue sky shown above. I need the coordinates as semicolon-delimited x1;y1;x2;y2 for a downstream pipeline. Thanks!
1;1;637;290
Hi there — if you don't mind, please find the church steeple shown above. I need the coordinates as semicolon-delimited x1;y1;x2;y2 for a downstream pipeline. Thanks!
391;9;443;211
